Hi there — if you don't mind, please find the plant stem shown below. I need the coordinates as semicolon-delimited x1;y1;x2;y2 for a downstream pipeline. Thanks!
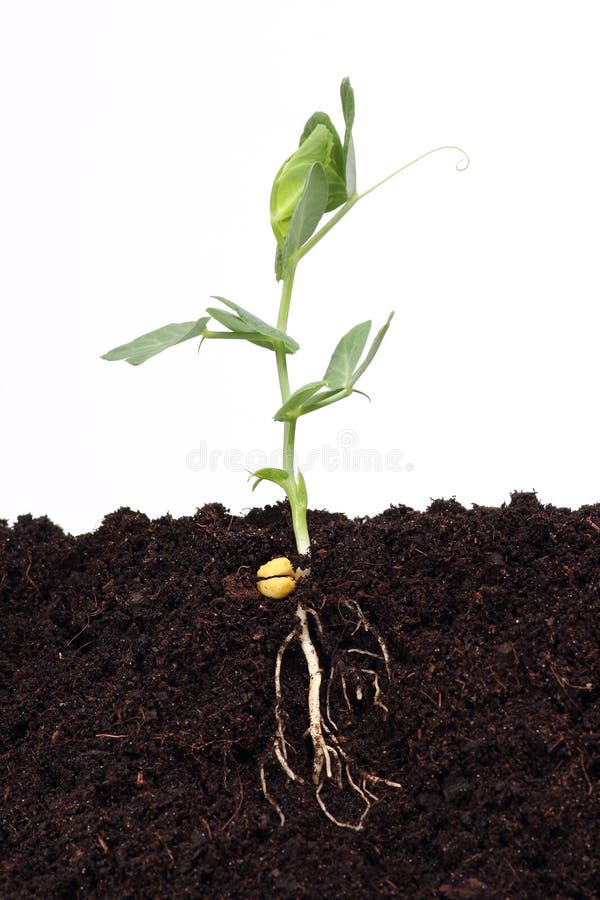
276;263;295;475
290;486;310;557
275;262;310;555
276;265;294;402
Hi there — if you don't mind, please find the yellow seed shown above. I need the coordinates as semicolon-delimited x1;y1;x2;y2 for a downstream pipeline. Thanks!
256;576;296;600
256;557;295;579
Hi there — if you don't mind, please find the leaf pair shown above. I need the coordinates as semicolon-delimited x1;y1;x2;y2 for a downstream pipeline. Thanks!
274;312;394;422
272;78;357;279
205;296;299;353
101;297;298;366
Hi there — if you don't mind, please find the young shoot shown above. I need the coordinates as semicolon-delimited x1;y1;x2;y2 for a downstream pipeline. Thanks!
102;78;468;556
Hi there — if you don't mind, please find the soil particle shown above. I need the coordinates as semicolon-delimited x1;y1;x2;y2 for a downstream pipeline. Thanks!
1;492;598;898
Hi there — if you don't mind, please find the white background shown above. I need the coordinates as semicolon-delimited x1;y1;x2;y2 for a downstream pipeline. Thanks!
1;1;598;534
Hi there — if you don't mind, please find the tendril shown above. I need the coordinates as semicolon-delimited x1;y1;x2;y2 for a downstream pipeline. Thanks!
359;144;470;200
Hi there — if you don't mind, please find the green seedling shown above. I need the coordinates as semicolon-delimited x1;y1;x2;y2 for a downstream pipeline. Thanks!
103;80;468;830
102;78;468;558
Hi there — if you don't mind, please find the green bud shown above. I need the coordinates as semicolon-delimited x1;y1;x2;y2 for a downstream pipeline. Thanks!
270;121;347;246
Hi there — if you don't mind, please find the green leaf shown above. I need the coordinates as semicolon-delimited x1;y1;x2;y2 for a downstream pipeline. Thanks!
281;162;329;273
345;137;356;198
324;321;371;389
340;78;355;134
273;380;326;422
206;296;299;353
273;313;393;421
299;112;345;205
351;312;394;385
101;317;210;366
296;470;308;507
270;125;334;246
250;467;291;492
340;78;357;196
206;306;256;334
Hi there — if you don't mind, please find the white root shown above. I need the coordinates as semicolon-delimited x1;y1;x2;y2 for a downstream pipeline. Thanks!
296;602;332;785
263;594;401;830
325;665;338;731
274;623;301;779
260;763;285;826
340;671;352;710
274;740;301;783
343;598;392;678
344;647;384;661
359;668;389;716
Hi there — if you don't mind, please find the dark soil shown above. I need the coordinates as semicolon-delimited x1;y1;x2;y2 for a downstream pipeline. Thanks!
1;492;599;899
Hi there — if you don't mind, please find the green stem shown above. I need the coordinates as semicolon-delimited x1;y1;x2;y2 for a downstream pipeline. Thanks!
277;263;296;333
275;262;310;555
276;263;295;478
290;483;310;556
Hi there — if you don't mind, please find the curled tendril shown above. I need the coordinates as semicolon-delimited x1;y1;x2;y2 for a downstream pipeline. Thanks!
414;145;470;172
358;144;470;201
453;149;470;172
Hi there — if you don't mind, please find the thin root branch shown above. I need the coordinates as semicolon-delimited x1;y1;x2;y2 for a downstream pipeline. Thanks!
307;605;324;635
360;668;389;716
219;771;244;833
274;623;300;768
325;666;339;731
343;598;392;678
274;740;302;783
340;671;352;710
260;764;285;827
344;648;384;661
315;781;367;831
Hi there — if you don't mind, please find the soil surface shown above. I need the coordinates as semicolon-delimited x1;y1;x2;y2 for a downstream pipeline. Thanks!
1;492;599;899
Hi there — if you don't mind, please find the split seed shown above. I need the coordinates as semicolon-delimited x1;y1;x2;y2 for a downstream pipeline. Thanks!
257;557;295;579
256;557;297;599
257;575;296;600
